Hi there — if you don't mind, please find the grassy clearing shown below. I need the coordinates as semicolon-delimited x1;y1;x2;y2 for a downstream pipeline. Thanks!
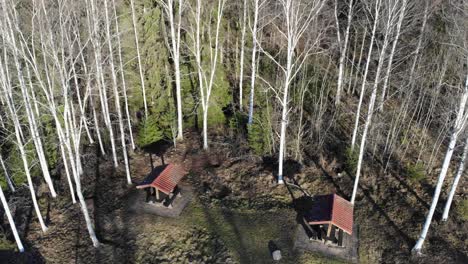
151;198;347;264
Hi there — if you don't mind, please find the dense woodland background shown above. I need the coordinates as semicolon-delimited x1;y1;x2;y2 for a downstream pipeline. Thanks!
0;0;467;263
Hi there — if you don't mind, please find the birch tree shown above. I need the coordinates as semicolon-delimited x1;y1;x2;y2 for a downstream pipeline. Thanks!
112;0;136;150
412;0;467;252
442;135;468;221
378;0;409;111
259;0;325;183
0;2;48;232
0;54;48;233
103;0;132;184
350;0;381;150
352;0;398;204
0;153;15;192
0;2;57;198
27;0;100;246
247;0;262;124
158;0;185;140
334;0;354;106
413;74;468;253
0;185;24;252
238;0;247;109
129;0;148;119
87;0;119;167
189;0;226;150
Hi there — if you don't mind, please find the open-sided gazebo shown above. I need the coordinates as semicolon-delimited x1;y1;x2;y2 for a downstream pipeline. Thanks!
136;163;187;208
303;193;354;246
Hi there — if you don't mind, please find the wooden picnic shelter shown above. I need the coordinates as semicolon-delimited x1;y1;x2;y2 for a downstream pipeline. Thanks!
136;163;187;208
303;193;354;246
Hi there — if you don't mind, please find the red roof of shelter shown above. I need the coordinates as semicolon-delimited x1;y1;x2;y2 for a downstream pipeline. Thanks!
304;194;354;235
136;164;187;194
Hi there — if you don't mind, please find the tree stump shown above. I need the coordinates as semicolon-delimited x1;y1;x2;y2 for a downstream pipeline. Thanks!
272;250;282;261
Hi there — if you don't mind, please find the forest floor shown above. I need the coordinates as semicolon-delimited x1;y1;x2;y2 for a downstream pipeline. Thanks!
2;131;468;264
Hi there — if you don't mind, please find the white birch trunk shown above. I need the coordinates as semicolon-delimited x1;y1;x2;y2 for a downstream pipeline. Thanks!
89;0;118;167
129;0;148;119
442;136;468;221
91;96;106;155
0;67;48;233
407;1;428;89
277;77;290;184
351;28;367;95
351;0;384;203
0;12;48;232
22;64;57;197
191;0;225;150
5;19;57;198
159;0;184;140
0;185;24;252
0;153;15;192
276;0;326;184
412;75;468;253
350;1;381;150
335;0;354;106
104;0;132;184
60;143;76;204
111;0;136;150
378;0;408;111
174;0;184;140
247;0;260;125
238;0;247;109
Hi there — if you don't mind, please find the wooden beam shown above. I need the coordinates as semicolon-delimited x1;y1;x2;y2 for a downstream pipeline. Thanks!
327;224;333;238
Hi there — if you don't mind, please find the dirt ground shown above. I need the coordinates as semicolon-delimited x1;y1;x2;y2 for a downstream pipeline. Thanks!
2;131;467;264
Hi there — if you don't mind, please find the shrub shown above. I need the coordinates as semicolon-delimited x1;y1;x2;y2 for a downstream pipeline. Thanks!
456;199;468;221
247;123;266;156
228;111;248;136
344;147;358;173
137;117;164;147
406;162;426;182
0;233;16;251
41;114;59;168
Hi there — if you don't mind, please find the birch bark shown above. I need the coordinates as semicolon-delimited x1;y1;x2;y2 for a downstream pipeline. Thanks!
442;135;468;221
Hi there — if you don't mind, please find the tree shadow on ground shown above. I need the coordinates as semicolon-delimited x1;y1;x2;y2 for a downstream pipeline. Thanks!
0;247;46;264
196;202;249;263
198;199;300;264
262;156;302;182
357;180;416;249
309;155;348;199
372;155;432;211
417;235;468;263
90;144;135;263
142;139;173;168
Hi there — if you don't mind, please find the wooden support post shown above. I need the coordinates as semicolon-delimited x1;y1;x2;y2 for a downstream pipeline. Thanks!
149;153;154;170
338;229;344;247
327;224;333;238
176;185;182;197
302;218;317;240
319;225;325;241
156;188;160;200
145;188;150;203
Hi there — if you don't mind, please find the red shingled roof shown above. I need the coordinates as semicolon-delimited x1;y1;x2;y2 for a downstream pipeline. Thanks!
136;164;187;194
304;194;354;235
